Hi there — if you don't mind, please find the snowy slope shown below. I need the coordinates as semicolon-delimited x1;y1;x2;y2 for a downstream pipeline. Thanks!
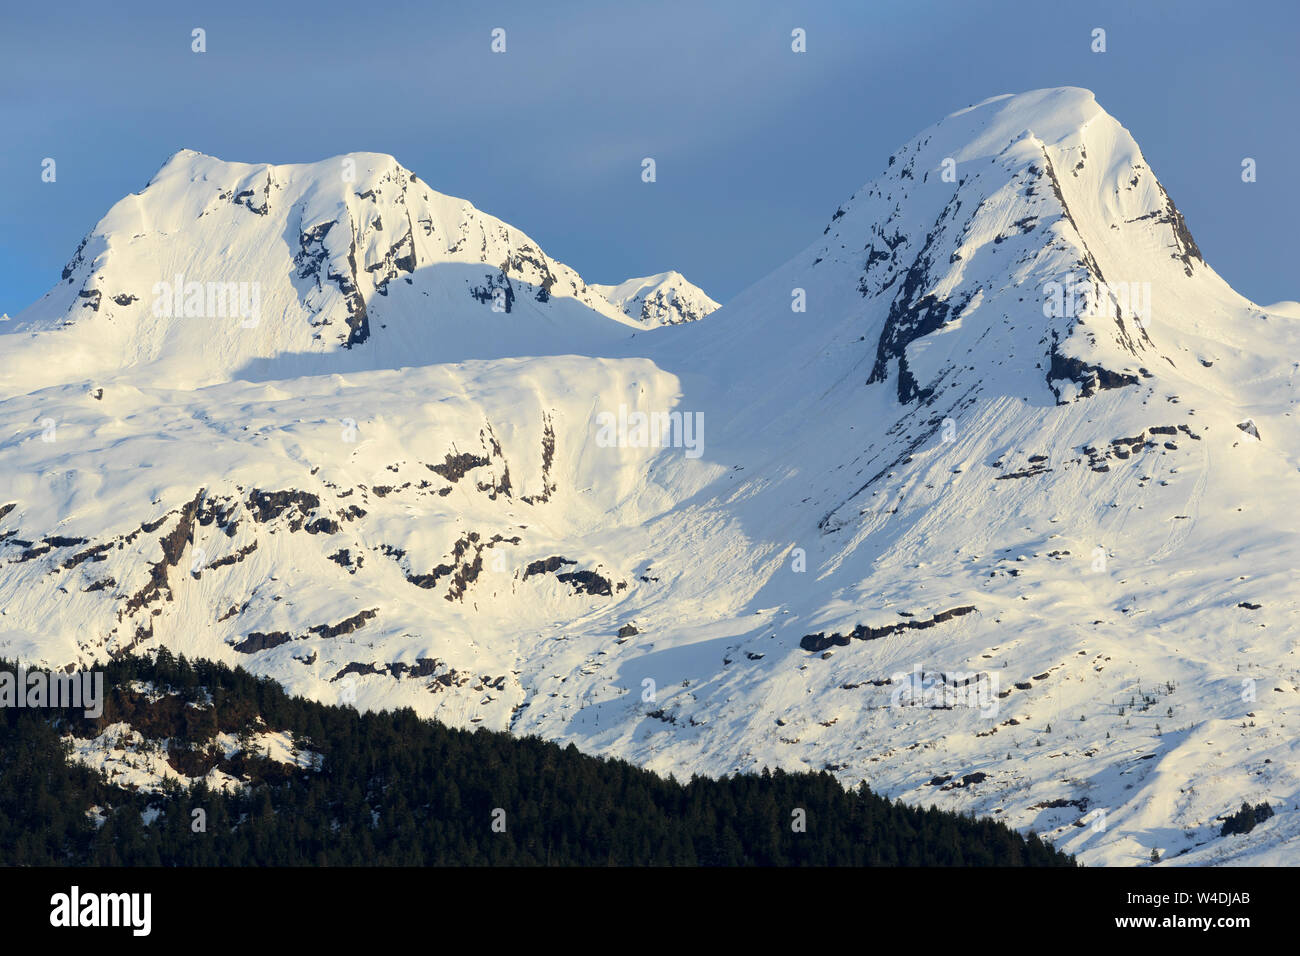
2;88;1297;867
590;272;720;327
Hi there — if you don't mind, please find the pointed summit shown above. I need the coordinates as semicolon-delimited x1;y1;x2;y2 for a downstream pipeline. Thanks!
590;271;720;328
676;87;1227;417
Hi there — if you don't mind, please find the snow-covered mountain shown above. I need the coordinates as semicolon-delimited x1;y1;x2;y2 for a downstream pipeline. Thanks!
590;272;720;328
1;150;685;390
2;88;1297;867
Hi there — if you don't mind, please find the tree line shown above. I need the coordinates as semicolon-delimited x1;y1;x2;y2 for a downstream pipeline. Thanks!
0;651;1075;866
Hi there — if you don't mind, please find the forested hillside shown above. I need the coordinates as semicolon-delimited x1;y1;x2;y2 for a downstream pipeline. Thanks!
0;653;1073;866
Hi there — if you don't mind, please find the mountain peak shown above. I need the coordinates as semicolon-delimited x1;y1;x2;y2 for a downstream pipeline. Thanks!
947;86;1105;144
761;85;1220;410
590;271;720;328
4;151;718;389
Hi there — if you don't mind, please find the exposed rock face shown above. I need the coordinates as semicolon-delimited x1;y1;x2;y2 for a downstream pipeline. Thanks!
800;606;978;652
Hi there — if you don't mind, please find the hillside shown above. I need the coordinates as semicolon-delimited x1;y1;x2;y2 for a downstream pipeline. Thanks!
0;654;1072;866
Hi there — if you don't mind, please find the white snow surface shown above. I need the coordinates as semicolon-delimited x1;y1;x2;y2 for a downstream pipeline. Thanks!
3;87;1298;866
64;721;317;795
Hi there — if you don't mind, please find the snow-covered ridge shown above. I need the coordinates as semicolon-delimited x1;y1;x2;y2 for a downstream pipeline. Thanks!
2;87;1298;867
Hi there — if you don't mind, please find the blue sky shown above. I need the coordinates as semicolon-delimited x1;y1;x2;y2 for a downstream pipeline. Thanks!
2;0;1296;315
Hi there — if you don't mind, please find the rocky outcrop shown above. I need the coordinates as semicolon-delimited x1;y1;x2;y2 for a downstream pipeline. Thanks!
800;606;977;652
